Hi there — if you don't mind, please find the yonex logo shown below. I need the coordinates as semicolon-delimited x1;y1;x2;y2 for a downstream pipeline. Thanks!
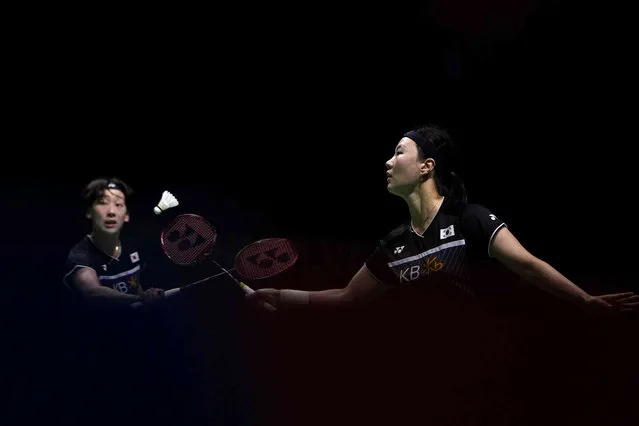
394;246;405;254
489;214;497;221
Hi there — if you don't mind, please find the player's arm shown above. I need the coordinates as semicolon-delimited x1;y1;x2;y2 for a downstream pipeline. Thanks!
71;267;142;305
248;264;390;308
489;227;637;312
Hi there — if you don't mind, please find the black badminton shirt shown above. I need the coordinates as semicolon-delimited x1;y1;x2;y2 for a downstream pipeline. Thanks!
365;197;508;299
63;235;144;295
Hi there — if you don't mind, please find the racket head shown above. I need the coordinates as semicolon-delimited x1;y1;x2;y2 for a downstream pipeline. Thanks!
160;214;217;266
234;238;298;280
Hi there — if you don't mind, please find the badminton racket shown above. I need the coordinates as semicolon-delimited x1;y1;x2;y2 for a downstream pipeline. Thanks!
131;214;298;310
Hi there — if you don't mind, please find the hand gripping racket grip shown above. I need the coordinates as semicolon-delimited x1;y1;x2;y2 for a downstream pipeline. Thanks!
238;281;277;312
130;287;182;309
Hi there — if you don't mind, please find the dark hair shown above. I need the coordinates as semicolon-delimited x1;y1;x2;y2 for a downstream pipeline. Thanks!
411;125;468;203
82;177;134;213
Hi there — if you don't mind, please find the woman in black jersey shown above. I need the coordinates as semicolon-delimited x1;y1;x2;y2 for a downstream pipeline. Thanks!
247;125;638;314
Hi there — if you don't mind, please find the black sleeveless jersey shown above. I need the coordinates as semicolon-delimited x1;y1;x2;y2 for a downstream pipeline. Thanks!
63;235;144;296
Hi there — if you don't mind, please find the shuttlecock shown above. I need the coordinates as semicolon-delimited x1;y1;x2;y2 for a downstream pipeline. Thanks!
154;190;179;215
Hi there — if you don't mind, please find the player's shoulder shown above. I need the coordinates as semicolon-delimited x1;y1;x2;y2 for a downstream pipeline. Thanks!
70;234;92;250
462;202;490;215
439;198;468;218
67;235;94;262
377;222;411;247
441;199;504;230
438;197;492;214
458;202;497;220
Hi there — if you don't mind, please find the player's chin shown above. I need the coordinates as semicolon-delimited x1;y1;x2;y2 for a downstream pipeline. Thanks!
387;184;408;198
101;224;122;233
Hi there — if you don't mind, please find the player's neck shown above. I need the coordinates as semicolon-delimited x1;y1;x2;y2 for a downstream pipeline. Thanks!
406;182;444;234
89;230;121;258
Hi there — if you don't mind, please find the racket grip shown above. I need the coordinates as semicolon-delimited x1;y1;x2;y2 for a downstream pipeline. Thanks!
238;281;255;295
238;281;276;312
164;288;181;297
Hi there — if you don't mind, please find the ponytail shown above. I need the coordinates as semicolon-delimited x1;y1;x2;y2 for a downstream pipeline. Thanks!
434;169;467;204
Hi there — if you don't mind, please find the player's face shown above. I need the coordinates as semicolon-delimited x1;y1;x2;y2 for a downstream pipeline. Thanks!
87;189;129;235
385;138;425;196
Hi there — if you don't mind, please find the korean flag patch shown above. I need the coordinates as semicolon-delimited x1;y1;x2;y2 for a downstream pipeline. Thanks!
130;252;140;263
440;225;455;240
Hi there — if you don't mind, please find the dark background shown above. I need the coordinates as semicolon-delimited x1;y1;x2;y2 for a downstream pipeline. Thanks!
3;2;637;425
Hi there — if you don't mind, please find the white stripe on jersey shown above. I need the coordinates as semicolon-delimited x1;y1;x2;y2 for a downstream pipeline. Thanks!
387;239;466;267
98;265;140;280
487;223;507;258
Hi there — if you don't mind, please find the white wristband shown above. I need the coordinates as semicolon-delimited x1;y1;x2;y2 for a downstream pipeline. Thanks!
280;289;310;305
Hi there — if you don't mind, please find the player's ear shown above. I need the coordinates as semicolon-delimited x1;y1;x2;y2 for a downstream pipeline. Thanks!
419;158;436;179
124;213;130;223
85;208;92;220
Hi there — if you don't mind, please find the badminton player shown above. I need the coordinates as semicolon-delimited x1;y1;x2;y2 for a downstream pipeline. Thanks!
248;125;638;313
62;177;165;306
60;177;217;424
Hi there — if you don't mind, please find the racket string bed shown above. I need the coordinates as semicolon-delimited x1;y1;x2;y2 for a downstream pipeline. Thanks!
131;214;297;312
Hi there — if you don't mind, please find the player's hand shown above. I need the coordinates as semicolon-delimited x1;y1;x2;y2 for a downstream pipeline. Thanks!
246;288;279;311
583;292;639;315
140;287;165;304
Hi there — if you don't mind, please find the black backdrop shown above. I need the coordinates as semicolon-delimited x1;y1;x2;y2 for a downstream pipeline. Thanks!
3;2;637;425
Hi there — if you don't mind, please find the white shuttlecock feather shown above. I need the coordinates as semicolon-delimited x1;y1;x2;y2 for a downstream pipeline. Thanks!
154;190;179;215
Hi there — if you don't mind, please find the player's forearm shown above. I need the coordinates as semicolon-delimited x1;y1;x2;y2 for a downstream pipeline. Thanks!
280;288;350;308
310;288;352;306
521;259;589;307
85;286;142;305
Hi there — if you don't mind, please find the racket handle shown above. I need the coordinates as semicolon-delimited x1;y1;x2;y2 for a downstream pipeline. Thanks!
130;287;182;309
164;287;181;297
237;281;254;295
238;281;276;312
